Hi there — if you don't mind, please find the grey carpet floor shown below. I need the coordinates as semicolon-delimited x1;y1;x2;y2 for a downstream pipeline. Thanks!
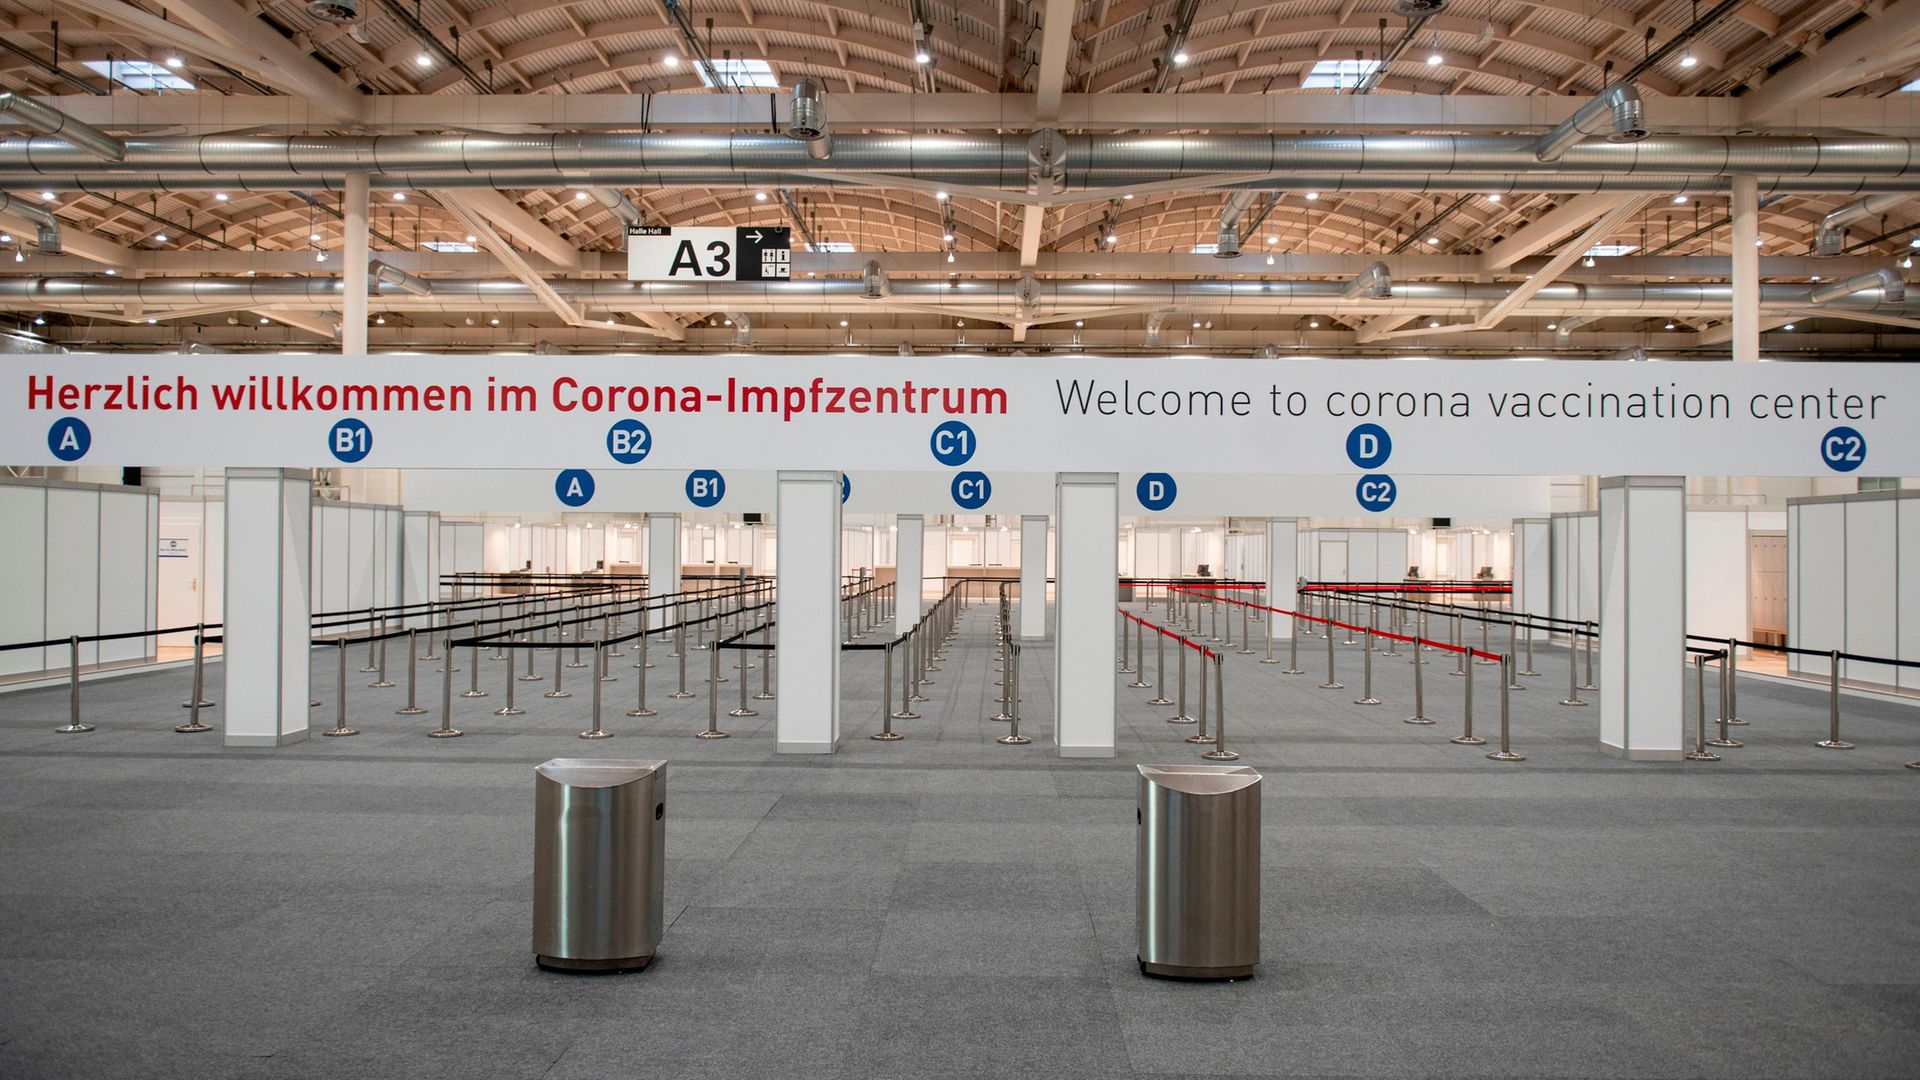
1;599;1917;1079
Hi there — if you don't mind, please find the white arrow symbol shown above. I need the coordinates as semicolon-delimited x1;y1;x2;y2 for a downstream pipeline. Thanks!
746;230;764;243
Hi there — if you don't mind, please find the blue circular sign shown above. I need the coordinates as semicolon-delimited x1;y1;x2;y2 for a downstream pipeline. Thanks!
1821;426;1867;473
46;416;90;462
555;469;596;507
686;469;726;507
326;417;372;463
1356;474;1397;513
840;474;851;504
930;420;978;466
951;471;992;510
605;419;652;464
1137;472;1177;512
1346;423;1392;470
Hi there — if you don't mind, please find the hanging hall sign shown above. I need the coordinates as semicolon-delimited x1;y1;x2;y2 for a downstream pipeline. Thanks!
7;355;1919;476
625;225;791;281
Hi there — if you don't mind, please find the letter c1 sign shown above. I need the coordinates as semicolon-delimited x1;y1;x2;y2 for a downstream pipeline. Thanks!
1136;472;1177;511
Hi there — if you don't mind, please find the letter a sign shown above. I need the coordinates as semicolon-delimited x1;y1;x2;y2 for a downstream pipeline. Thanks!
627;226;792;282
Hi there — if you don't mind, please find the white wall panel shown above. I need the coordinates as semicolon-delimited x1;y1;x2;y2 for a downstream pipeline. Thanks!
45;488;101;668
97;491;151;665
1843;499;1897;685
1794;503;1846;677
1900;500;1920;692
348;505;376;611
0;485;47;675
1684;511;1750;646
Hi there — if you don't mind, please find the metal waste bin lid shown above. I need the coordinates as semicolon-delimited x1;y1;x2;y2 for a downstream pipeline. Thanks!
1137;763;1261;794
536;758;665;787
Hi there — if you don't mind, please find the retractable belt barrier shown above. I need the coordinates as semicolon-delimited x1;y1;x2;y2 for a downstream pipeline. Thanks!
1118;608;1238;761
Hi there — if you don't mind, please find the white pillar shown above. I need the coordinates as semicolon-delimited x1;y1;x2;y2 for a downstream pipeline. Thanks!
1731;175;1760;364
895;513;923;634
1266;517;1300;638
1597;476;1686;760
401;510;439;621
1018;514;1048;639
222;468;312;747
776;471;842;753
342;172;369;355
1055;473;1118;757
647;512;679;596
1511;517;1550;641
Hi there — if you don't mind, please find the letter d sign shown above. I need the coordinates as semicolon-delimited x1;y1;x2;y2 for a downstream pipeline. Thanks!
1136;472;1177;512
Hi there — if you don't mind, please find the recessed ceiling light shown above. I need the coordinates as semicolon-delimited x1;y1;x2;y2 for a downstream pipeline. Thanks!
415;52;433;68
1672;194;1689;204
1304;191;1319;201
214;192;229;201
755;191;768;201
664;53;680;67
163;55;184;68
392;192;407;201
1173;50;1189;65
310;232;322;242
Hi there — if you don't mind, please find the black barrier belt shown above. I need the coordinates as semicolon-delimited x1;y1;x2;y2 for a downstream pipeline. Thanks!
308;582;640;630
0;622;227;653
1685;632;1920;669
448;593;775;652
1306;589;1596;636
318;580;761;648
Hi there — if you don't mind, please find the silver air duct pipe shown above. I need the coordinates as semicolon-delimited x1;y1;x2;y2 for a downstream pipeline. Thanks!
723;312;751;345
369;260;432;297
1027;129;1067;195
785;79;831;160
1214;190;1257;259
0;93;123;162
1815;194;1909;256
1145;311;1167;344
0;191;61;253
1809;267;1905;304
1532;85;1647;163
1553;315;1594;337
861;260;892;299
1342;262;1392;300
591;188;644;226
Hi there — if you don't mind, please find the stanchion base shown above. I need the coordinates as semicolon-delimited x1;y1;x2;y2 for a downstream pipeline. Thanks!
626;707;657;718
460;690;489;699
544;691;574;699
1518;669;1540;677
754;691;776;701
996;734;1032;745
322;726;360;737
1487;750;1527;762
566;661;589;669
370;680;396;689
1126;680;1151;689
495;706;526;716
1559;699;1588;707
536;952;651;974
1683;749;1721;761
54;723;96;733
1816;740;1856;749
1578;683;1598;692
1475;658;1498;666
1280;667;1305;675
709;675;730;684
891;710;920;720
1706;737;1742;748
1201;749;1241;761
910;694;930;703
1185;733;1216;744
396;705;429;716
435;666;462;674
180;699;216;709
1235;648;1256;656
1450;735;1487;746
1318;682;1345;690
1446;670;1466;677
728;708;759;717
1117;665;1137;674
1906;760;1920;770
427;728;464;738
668;691;695;699
518;674;544;682
1404;716;1436;725
360;665;379;674
872;731;905;741
1259;658;1282;665
1168;714;1197;725
1507;683;1524;692
1725;717;1748;725
1353;696;1381;706
694;729;731;740
1146;696;1172;706
578;730;614;740
310;700;320;707
173;721;213;733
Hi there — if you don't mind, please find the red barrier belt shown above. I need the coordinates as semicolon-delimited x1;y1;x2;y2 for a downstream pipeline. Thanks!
1165;584;1502;662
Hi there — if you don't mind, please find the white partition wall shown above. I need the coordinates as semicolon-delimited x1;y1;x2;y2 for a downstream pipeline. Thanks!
896;514;924;633
1597;476;1685;761
1684;509;1753;647
222;469;312;747
1550;512;1602;639
402;511;440;618
1055;473;1119;758
1267;518;1300;639
1019;515;1048;639
439;521;483;587
648;513;680;594
0;478;160;676
1788;490;1920;688
775;472;842;753
1511;519;1550;638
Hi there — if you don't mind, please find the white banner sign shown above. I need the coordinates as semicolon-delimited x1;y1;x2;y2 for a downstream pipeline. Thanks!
625;225;790;281
7;357;1916;495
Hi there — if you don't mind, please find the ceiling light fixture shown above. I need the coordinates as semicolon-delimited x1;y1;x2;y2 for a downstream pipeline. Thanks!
392;192;407;201
664;53;680;67
39;191;54;201
153;232;168;243
1672;194;1689;204
915;48;932;64
163;55;184;68
415;52;433;68
1487;193;1502;202
1583;255;1596;268
1782;323;1795;330
1304;191;1319;201
1665;321;1677;329
1680;50;1697;68
575;190;589;201
214;192;229;202
465;234;477;244
1173;49;1189;65
310;232;322;242
754;191;768;201
935;191;949;201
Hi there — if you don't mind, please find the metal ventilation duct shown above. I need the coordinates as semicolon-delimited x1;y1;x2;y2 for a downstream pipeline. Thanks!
1815;194;1909;256
1214;190;1257;259
1532;85;1647;163
861;260;892;299
0;92;123;162
0;191;61;253
368;260;432;296
1341;262;1392;299
1808;268;1905;304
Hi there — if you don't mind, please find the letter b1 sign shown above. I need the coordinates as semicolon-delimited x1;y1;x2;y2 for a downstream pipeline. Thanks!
686;469;726;507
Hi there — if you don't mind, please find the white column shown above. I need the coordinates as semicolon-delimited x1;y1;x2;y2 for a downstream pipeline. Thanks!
1511;517;1550;642
1597;476;1686;760
776;471;842;753
894;513;923;634
1731;174;1760;364
1266;517;1300;638
1018;514;1048;639
1055;473;1118;757
221;468;311;747
342;172;369;356
401;510;439;622
647;512;679;597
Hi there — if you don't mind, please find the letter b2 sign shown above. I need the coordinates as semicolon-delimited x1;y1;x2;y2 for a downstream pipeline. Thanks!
606;419;652;464
1137;472;1177;512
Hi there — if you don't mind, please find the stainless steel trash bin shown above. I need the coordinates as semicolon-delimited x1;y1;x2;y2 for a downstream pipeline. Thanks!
532;758;666;973
1137;763;1261;980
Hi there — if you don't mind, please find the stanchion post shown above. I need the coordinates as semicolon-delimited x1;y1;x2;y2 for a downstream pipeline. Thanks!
998;640;1030;745
670;626;694;699
429;651;462;738
175;627;214;733
1580;621;1598;690
731;639;760;718
1723;635;1744;724
1354;630;1380;705
1405;636;1434;724
1561;632;1587;707
1170;645;1195;724
1487;655;1525;761
495;644;525;716
460;621;488;698
1185;647;1214;745
874;642;904;740
55;635;94;733
545;641;571;699
1817;649;1855;749
361;607;378;672
579;643;612;740
1147;632;1172;706
1202;655;1239;761
1684;652;1720;761
1127;617;1151;688
1450;652;1485;745
1320;624;1343;689
370;619;394;688
696;649;730;739
397;628;429;715
1707;649;1741;749
323;638;360;736
756;613;775;700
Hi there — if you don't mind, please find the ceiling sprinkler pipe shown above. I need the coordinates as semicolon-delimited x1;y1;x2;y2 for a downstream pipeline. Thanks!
724;312;751;345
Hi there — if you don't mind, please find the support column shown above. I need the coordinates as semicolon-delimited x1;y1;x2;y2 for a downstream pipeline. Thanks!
1597;476;1686;760
1267;518;1300;638
776;471;842;753
222;468;312;747
1511;517;1550;638
1731;174;1760;364
1018;514;1048;640
1055;473;1118;757
894;513;923;634
647;513;679;597
342;172;369;355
